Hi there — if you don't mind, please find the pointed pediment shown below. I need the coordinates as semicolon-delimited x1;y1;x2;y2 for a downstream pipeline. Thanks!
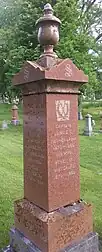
12;58;88;86
12;61;45;86
45;58;88;83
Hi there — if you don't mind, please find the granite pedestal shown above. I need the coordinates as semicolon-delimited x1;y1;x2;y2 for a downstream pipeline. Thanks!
2;230;99;252
13;200;94;252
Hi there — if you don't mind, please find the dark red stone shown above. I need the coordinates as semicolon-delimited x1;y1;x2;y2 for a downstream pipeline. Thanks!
14;199;93;252
12;59;88;86
12;57;91;251
23;90;80;211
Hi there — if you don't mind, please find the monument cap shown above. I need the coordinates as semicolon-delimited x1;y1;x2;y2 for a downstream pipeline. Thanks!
36;3;61;27
36;3;61;58
85;114;92;118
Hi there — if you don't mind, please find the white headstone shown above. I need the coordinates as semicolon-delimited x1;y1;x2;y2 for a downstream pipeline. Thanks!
2;120;8;130
92;119;95;128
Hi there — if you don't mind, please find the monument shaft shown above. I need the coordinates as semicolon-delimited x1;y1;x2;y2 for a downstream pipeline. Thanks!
24;91;80;211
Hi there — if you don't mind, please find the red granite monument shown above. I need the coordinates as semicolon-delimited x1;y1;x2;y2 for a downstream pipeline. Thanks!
4;3;99;252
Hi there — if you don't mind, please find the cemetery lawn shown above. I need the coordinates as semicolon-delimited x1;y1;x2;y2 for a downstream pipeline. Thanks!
0;104;23;248
0;104;102;250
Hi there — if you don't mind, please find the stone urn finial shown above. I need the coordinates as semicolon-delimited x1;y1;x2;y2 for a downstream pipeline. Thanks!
44;3;53;15
36;3;61;58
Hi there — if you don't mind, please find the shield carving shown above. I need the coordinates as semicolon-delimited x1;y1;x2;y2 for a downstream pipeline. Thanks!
55;100;70;121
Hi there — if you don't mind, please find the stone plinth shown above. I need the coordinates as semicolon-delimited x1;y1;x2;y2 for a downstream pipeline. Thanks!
2;231;99;252
14;199;93;252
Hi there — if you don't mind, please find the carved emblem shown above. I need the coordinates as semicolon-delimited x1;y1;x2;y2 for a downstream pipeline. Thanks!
65;64;72;77
24;66;29;81
55;100;70;121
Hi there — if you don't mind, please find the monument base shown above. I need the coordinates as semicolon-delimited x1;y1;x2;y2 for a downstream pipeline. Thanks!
84;130;93;136
13;199;94;251
2;229;99;252
11;120;20;126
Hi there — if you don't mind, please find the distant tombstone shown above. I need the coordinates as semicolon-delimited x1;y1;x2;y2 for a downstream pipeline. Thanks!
99;112;102;132
0;94;3;104
84;114;93;136
78;111;83;120
11;105;20;125
92;119;95;128
2;120;8;130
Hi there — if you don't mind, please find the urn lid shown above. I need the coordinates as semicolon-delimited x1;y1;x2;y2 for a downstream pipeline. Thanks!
36;3;61;27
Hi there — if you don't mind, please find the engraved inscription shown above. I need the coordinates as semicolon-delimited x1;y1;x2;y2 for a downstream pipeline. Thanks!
25;144;44;185
65;64;73;77
55;100;70;121
25;129;45;185
51;123;77;180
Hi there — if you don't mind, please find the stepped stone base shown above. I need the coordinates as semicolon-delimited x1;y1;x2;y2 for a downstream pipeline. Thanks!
14;199;93;251
2;229;99;252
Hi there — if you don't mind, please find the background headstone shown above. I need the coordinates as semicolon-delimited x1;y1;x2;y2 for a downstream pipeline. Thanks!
2;120;8;130
100;112;102;132
78;111;83;120
11;105;20;125
84;114;93;136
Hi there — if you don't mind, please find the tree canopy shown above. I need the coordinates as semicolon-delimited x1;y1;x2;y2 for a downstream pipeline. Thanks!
0;0;102;100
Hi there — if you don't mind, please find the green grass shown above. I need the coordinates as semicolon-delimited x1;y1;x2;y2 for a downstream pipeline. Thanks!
82;100;102;108
80;134;102;237
0;104;23;248
0;103;102;249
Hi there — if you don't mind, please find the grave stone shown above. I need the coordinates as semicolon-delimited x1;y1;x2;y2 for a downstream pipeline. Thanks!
100;112;102;132
3;3;99;252
0;94;3;103
84;114;93;136
11;105;20;125
78;111;83;120
2;120;8;130
92;119;95;129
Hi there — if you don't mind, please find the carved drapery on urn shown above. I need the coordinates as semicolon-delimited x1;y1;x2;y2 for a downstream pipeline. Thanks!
36;3;61;59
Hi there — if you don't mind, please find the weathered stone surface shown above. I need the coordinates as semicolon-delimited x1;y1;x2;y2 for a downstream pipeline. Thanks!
12;59;88;86
22;79;80;96
61;232;99;252
10;228;40;252
2;230;99;252
1;245;11;252
14;199;93;252
23;92;80;212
